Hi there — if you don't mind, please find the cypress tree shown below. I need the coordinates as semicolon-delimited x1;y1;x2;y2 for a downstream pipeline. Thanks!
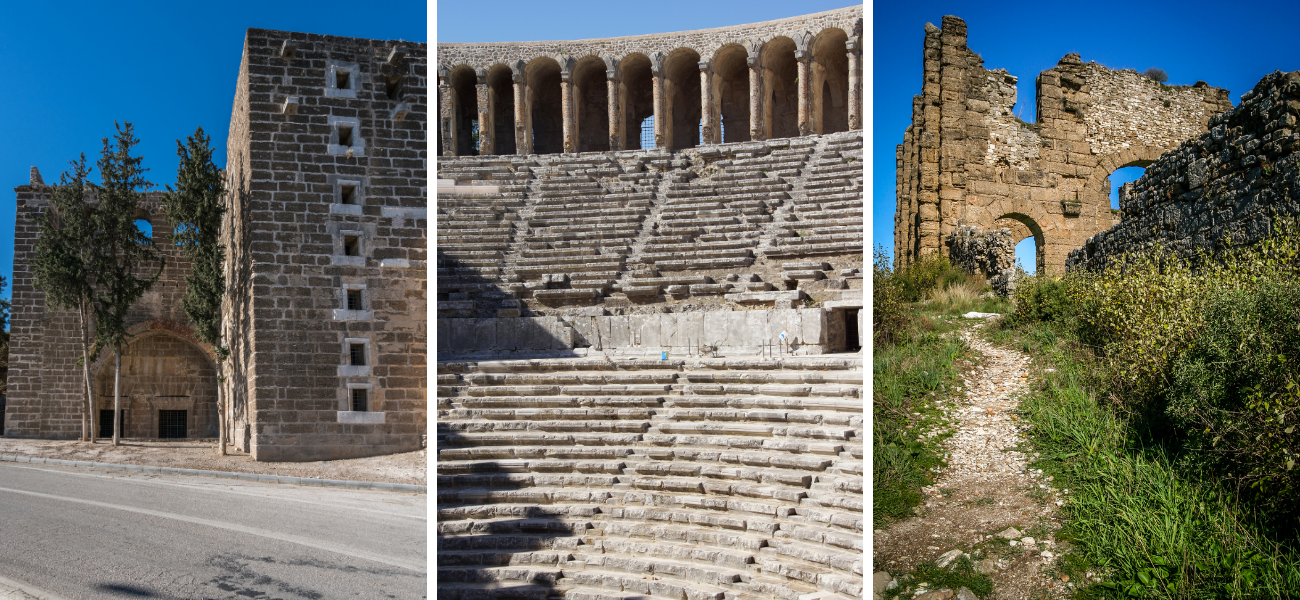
32;155;101;441
162;126;229;454
92;122;164;447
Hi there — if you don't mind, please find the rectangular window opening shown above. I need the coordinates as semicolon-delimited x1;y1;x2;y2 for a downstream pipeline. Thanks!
98;408;128;438
341;183;357;205
386;75;403;99
343;235;360;256
338;125;354;147
336;70;351;90
347;289;363;310
350;343;366;366
351;388;368;412
158;410;187;439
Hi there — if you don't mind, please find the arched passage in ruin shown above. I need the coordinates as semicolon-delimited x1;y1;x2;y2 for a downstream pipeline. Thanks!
811;28;849;135
663;48;702;151
619;53;654;150
712;44;750;143
994;213;1045;275
524;57;563;155
1085;144;1165;215
573;56;609;152
449;65;478;156
487;64;515;156
761;36;798;140
91;320;219;440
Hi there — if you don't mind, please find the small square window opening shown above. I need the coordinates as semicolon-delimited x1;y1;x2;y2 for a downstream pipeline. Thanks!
347;289;363;310
343;235;360;256
336;70;351;90
341;183;357;205
351;388;368;412
386;75;403;99
338;125;354;147
350;343;366;366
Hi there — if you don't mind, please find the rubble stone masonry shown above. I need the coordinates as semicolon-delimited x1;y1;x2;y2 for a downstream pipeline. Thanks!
894;15;1232;275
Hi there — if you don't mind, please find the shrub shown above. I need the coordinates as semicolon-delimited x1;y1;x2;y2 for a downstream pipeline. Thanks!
873;246;909;348
1008;275;1073;325
893;252;966;303
1143;67;1169;83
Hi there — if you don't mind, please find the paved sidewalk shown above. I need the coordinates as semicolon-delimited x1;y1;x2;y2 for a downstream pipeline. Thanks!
0;575;61;600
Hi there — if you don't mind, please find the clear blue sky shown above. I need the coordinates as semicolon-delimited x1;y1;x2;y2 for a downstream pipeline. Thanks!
873;1;1300;272
436;1;860;43
0;0;426;315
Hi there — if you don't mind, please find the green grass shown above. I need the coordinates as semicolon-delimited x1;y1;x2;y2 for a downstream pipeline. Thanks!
882;556;995;599
873;313;970;528
1004;319;1300;598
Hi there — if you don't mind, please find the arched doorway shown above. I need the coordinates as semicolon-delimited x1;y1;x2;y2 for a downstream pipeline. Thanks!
712;44;750;143
487;64;515;156
663;47;701;151
761;37;798;139
573;56;609;152
619;53;654;150
524;57;563;155
449;66;478;156
92;330;218;439
994;213;1045;275
810;28;849;135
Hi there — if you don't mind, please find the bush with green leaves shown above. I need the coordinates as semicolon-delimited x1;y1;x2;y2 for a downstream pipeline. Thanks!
1009;275;1074;325
874;246;909;348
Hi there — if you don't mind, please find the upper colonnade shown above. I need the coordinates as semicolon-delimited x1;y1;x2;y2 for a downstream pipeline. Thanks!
436;6;863;156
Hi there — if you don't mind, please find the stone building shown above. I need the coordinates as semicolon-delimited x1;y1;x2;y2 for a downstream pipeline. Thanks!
5;29;428;463
436;7;865;600
894;15;1233;274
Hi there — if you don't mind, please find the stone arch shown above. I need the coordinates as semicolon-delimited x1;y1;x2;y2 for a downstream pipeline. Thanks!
524;56;563;155
994;212;1045;274
619;53;654;150
810;28;849;135
1083;143;1166;214
761;36;798;139
90;319;219;440
449;65;478;156
486;64;516;156
573;55;609;152
711;43;750;143
663;47;702;151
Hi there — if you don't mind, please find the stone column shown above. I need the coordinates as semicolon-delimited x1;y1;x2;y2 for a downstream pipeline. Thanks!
747;51;763;141
438;73;455;157
607;67;622;151
651;52;666;149
795;51;811;137
475;69;492;156
512;64;529;155
699;61;714;145
561;65;576;154
847;39;862;130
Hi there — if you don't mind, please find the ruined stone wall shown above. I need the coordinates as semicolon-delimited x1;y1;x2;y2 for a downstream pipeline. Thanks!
222;28;427;461
894;15;1232;275
5;186;206;440
1068;71;1300;270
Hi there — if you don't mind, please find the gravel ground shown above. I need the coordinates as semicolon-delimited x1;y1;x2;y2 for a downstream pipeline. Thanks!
874;321;1071;600
0;438;427;486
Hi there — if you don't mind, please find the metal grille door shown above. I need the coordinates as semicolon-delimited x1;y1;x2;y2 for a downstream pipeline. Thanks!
158;410;187;439
98;409;127;438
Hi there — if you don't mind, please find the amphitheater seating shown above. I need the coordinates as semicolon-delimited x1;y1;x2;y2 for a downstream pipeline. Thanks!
436;356;864;600
435;132;864;315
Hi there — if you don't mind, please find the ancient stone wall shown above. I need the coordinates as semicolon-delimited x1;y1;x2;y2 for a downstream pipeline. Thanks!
945;225;1017;296
220;28;427;461
5;185;209;440
1068;71;1300;270
436;7;862;155
894;15;1232;275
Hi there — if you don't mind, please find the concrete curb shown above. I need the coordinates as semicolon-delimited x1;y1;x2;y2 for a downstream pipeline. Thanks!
0;573;69;600
0;454;426;494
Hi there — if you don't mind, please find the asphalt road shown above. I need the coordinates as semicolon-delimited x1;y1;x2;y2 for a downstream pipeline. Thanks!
0;461;426;599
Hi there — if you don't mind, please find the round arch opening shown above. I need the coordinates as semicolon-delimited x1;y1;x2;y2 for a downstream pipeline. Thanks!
92;331;218;440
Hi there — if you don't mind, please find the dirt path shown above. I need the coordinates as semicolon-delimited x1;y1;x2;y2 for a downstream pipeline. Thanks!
873;320;1070;600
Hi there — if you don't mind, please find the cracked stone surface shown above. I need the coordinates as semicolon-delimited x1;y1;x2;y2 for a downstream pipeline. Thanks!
874;322;1071;600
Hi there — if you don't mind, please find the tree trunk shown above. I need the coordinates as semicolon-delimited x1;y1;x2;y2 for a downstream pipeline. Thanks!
217;363;227;456
112;346;121;447
79;303;95;443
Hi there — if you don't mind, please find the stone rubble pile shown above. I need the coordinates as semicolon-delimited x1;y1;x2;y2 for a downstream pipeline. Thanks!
945;225;1017;297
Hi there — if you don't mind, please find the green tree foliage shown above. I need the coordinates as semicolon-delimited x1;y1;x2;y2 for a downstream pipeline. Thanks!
163;126;229;453
92;122;164;446
32;155;100;440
